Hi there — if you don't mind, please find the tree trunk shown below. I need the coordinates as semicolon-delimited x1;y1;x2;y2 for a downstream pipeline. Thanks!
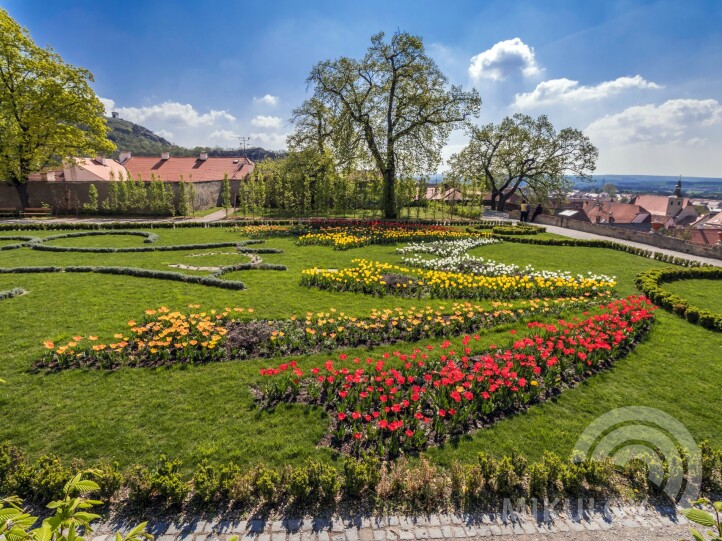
13;181;30;208
497;193;508;211
489;188;500;211
382;170;397;219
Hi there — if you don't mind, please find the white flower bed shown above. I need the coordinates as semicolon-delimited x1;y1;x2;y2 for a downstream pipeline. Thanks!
398;238;615;283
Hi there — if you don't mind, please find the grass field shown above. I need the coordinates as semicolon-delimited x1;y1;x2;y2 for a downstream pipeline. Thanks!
0;226;720;473
662;278;722;313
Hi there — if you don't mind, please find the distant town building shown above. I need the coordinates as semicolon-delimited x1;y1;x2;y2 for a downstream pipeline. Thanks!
628;179;697;227
582;201;651;229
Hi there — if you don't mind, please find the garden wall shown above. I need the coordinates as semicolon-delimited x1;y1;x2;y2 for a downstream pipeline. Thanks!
536;214;722;260
0;179;241;213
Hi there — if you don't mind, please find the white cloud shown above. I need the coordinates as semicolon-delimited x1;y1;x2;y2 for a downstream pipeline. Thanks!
513;75;662;108
115;101;235;127
99;97;115;116
208;129;240;143
469;38;541;81
586;99;722;145
253;94;279;106
154;129;174;140
251;115;283;129
250;131;288;150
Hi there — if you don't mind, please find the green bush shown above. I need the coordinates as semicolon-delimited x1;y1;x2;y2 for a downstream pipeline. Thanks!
127;455;188;508
28;454;72;503
343;455;381;498
253;464;281;503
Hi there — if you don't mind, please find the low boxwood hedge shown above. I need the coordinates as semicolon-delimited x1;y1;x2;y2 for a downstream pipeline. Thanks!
635;266;722;331
0;440;719;513
0;287;26;301
0;266;245;290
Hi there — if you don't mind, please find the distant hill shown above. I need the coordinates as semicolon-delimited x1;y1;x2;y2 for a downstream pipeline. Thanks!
580;175;722;197
106;117;286;162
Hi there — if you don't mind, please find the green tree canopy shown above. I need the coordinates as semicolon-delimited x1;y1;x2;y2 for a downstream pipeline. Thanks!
0;8;113;207
448;114;598;211
296;31;481;219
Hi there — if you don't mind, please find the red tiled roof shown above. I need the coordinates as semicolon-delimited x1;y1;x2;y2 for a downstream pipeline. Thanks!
706;212;722;227
584;201;651;224
630;194;690;216
123;156;254;182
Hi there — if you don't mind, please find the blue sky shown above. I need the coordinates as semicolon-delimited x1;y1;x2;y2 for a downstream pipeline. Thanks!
4;0;722;176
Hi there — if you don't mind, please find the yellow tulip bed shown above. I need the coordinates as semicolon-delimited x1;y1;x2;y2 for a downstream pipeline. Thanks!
296;225;492;250
36;295;603;371
301;259;617;300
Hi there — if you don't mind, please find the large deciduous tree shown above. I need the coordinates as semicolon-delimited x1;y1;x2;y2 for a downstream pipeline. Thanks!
449;114;598;211
0;9;113;208
298;32;481;219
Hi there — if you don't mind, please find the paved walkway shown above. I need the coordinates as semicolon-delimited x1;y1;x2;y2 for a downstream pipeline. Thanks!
185;209;233;223
91;504;693;541
500;218;722;267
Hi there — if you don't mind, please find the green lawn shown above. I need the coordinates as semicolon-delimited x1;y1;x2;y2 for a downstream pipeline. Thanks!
662;278;722;313
0;227;720;472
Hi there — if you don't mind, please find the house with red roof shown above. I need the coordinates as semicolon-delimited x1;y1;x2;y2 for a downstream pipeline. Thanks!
582;201;651;229
628;179;698;228
1;152;254;212
121;152;254;183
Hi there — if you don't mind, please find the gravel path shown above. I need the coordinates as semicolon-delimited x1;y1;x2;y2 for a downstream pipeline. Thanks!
91;504;693;541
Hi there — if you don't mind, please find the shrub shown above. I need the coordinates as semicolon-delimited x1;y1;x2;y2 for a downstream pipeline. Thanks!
343;456;381;499
28;454;72;503
126;455;188;508
253;464;281;504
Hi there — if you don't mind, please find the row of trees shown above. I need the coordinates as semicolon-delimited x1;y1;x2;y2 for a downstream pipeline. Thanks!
234;149;430;218
1;6;599;216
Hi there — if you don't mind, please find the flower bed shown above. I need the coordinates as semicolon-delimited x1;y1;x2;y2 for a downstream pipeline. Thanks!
491;225;545;235
257;296;656;457
36;296;603;371
635;266;722;331
234;224;299;237
296;223;492;250
398;238;554;277
302;259;616;300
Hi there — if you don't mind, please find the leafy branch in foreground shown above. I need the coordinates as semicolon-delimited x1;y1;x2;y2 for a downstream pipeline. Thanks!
681;498;722;541
0;470;152;541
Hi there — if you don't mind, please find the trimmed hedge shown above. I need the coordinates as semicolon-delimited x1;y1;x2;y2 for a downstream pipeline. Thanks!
39;230;159;243
30;241;245;254
212;262;288;276
0;287;26;301
635;266;722;331
0;236;40;251
493;234;710;267
0;441;720;512
0;266;245;290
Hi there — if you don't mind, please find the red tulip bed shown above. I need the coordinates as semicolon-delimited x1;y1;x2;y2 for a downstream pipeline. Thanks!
257;296;656;458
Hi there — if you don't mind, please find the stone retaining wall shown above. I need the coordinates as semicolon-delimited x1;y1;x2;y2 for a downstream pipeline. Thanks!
535;214;722;260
